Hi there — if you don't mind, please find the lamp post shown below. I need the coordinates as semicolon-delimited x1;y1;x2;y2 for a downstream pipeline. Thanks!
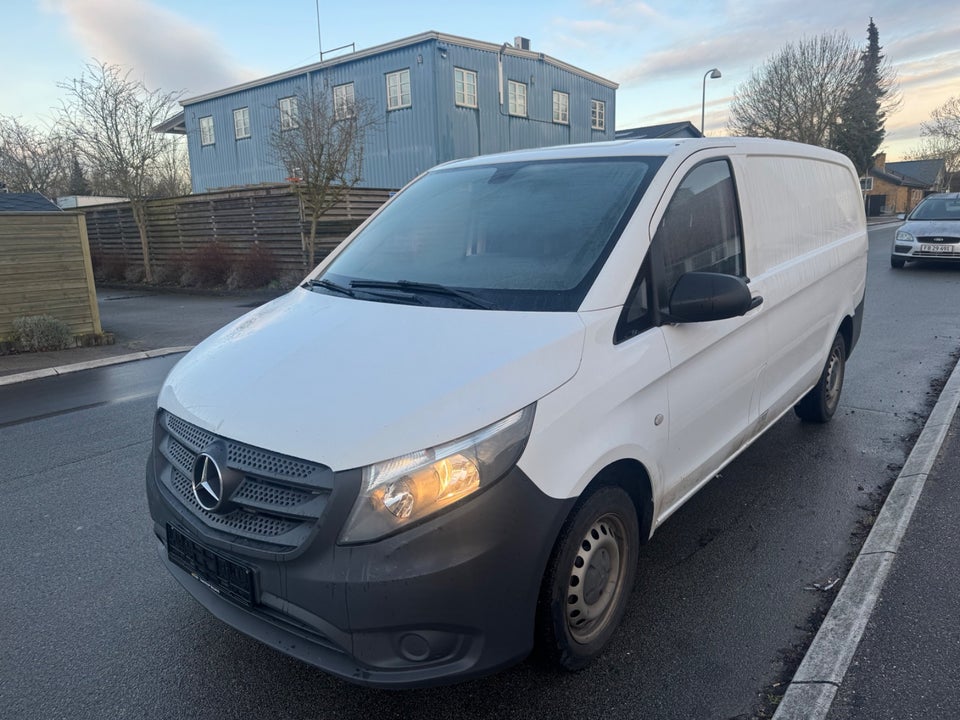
701;68;721;135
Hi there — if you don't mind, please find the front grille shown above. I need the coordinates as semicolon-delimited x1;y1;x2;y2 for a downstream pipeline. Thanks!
916;235;960;244
156;411;333;551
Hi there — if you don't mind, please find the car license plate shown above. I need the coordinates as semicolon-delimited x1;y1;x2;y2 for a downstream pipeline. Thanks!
920;244;954;253
166;525;256;606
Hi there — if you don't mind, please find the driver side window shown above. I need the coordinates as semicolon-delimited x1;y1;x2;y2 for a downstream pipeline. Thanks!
655;160;745;304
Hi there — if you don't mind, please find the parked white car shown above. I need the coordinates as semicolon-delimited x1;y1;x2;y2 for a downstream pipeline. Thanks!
891;192;960;267
146;137;868;687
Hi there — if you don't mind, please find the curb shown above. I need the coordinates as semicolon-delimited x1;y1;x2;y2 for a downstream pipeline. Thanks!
0;346;193;387
773;354;960;720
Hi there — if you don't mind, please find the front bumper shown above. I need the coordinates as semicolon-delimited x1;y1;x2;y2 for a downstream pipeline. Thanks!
892;236;960;261
146;438;573;688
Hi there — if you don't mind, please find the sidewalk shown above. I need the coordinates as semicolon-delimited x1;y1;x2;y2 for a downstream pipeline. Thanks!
775;355;960;719
826;405;960;718
0;287;280;382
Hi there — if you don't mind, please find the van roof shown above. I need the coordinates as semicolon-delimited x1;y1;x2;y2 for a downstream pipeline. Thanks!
437;137;850;169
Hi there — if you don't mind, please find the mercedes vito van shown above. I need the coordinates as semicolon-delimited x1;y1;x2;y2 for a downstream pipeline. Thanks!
146;138;867;687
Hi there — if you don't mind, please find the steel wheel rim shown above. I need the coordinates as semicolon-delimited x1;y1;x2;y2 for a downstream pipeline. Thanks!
824;345;844;412
565;512;628;644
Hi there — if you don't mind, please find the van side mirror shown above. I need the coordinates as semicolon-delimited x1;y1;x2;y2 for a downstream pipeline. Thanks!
897;213;906;220
667;272;761;323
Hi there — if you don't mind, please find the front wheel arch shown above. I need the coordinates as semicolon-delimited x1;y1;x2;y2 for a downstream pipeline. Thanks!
535;484;640;670
534;459;653;668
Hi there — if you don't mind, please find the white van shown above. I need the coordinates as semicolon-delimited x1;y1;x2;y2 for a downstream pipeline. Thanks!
146;138;867;687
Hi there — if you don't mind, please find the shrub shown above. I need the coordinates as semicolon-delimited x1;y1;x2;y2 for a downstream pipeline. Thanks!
151;251;188;286
12;315;73;352
124;264;145;283
186;241;232;287
92;254;128;282
234;242;279;288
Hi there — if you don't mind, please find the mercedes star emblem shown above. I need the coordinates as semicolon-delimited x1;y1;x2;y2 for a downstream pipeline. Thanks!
192;453;224;511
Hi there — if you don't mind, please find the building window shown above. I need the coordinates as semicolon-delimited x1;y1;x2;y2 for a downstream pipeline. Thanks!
553;91;569;124
508;80;527;117
199;115;215;146
386;69;411;110
860;177;874;191
455;68;478;108
334;83;355;120
591;100;606;131
280;96;299;130
233;107;250;139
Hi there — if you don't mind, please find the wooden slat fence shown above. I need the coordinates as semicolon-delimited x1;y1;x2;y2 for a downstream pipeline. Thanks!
82;184;392;280
0;212;102;341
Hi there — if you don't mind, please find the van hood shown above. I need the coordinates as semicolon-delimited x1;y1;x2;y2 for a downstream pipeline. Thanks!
159;288;585;471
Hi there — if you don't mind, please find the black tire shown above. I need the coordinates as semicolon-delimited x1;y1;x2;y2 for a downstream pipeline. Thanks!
795;332;846;423
891;255;906;269
536;485;639;671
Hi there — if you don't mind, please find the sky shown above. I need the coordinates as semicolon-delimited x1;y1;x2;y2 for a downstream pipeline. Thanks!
2;0;958;161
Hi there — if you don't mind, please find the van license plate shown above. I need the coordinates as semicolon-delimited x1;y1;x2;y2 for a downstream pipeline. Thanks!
166;525;256;606
920;244;954;253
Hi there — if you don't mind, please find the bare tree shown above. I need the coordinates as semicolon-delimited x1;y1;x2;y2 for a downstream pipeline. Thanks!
911;95;960;190
0;116;68;197
58;61;183;282
729;33;861;146
270;82;379;268
146;138;191;197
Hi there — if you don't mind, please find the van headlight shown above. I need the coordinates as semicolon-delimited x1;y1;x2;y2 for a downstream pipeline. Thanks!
896;230;915;242
340;404;536;544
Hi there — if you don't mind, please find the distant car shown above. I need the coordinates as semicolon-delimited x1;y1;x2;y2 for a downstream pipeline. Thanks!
891;193;960;268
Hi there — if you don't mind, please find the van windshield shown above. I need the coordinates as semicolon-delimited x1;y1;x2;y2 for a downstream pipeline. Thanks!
316;157;663;311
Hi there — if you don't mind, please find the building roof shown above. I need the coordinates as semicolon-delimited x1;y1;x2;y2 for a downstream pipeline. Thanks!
179;30;619;107
884;159;945;188
153;112;186;134
0;192;61;212
615;122;703;140
869;168;928;188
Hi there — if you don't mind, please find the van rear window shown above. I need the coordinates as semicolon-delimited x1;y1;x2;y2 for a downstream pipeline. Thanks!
318;157;663;311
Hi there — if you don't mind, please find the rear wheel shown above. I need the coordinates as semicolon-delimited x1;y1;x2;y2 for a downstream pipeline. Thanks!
795;332;846;423
891;255;906;269
536;485;639;670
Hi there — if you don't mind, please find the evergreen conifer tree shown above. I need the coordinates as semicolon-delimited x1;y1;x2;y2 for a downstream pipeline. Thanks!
832;19;886;176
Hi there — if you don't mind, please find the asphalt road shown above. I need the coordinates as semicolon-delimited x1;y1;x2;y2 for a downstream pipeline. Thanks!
1;225;957;720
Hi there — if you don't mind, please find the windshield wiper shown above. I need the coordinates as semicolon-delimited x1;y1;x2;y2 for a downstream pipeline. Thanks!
303;278;356;297
350;280;495;309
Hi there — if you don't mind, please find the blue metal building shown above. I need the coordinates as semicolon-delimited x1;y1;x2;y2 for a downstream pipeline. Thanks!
158;31;618;193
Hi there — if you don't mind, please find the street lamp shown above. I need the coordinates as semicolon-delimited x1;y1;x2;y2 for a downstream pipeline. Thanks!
701;68;721;135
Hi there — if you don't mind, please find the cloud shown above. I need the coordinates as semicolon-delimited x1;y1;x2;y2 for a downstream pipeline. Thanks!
886;24;960;63
42;0;254;98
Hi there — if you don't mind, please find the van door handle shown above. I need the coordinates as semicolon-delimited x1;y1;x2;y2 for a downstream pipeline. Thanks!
749;295;764;311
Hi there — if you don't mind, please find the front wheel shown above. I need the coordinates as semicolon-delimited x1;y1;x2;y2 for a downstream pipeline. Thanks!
890;255;906;269
795;332;846;423
536;485;639;670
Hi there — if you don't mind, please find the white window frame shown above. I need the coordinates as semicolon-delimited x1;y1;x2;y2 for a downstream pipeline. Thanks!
334;83;356;120
508;80;527;117
386;69;411;110
199;115;215;146
860;177;874;192
553;91;569;124
279;96;299;130
233;107;250;139
591;99;606;131
455;68;478;108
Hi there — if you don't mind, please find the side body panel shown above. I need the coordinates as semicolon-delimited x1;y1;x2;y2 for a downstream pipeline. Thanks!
734;152;868;427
